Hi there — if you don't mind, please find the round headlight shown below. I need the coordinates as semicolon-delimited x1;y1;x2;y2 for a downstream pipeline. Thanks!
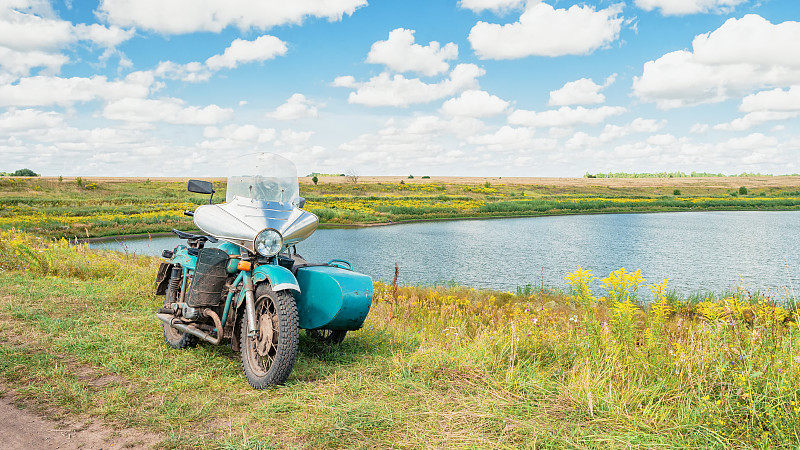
254;229;283;257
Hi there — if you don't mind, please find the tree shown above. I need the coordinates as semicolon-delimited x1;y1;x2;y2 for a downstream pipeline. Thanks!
11;168;38;177
739;186;748;195
312;175;319;185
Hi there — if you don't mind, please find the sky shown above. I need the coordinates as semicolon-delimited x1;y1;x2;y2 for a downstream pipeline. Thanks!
1;0;799;177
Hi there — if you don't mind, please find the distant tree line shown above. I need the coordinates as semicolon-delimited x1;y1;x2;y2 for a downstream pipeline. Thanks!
582;171;795;178
306;172;346;177
0;168;39;177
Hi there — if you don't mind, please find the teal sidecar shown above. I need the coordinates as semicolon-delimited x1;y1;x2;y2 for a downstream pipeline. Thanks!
292;263;373;331
219;243;373;332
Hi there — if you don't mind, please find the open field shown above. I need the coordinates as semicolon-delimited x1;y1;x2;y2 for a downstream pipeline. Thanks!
33;175;800;188
1;230;799;448
2;176;800;239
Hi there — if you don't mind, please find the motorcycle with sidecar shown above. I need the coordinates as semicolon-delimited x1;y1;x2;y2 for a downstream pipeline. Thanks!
155;153;372;388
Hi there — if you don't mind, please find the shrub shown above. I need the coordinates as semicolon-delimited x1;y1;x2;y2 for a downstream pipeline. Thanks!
76;177;83;187
421;176;430;179
408;175;414;179
12;168;39;177
739;186;748;195
673;189;681;195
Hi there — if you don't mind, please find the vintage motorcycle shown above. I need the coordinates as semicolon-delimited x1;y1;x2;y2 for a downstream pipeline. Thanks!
155;153;373;388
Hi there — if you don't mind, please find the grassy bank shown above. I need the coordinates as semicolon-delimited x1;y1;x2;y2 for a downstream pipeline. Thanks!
1;230;799;448
2;176;800;239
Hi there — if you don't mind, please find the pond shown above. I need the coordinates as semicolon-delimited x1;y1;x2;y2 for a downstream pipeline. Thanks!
92;211;800;295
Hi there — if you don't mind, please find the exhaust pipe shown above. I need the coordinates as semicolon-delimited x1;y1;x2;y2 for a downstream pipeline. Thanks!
157;309;223;345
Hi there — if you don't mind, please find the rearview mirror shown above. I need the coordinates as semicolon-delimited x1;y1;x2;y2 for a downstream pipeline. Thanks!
187;179;214;195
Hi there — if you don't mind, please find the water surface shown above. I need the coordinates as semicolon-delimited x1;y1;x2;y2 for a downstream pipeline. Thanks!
93;211;800;295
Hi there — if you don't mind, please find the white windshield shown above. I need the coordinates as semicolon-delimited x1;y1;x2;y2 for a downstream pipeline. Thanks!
225;153;300;204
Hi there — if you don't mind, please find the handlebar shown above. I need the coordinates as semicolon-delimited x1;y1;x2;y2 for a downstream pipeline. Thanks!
327;259;352;270
184;210;194;217
171;228;217;243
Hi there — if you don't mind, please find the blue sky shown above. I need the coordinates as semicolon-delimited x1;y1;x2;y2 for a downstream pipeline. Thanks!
1;0;799;177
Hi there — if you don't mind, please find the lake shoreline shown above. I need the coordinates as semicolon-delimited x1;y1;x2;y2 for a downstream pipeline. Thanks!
82;205;800;243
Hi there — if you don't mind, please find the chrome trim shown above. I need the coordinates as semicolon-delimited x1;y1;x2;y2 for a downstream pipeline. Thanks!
272;282;300;293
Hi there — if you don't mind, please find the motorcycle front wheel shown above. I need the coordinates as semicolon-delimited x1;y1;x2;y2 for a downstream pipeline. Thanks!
240;283;299;388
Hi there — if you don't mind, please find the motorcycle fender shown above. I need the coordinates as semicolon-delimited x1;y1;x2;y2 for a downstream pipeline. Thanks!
155;262;173;296
251;265;300;294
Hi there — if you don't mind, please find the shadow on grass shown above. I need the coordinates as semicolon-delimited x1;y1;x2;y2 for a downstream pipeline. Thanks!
177;326;400;385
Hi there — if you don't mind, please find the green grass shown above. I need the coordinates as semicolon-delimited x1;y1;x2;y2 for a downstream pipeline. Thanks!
1;230;799;448
3;177;800;239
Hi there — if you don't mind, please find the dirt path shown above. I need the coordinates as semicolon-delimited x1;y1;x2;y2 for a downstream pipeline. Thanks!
0;387;161;450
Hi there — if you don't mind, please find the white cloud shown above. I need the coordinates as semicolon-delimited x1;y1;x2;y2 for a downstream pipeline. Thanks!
276;129;314;146
0;46;68;83
713;111;800;131
723;132;778;150
97;0;367;34
468;2;624;59
332;75;356;88
441;90;510;117
635;0;748;16
633;15;800;108
366;28;457;76
548;75;616;106
0;3;134;82
0;72;154;107
690;123;709;134
339;63;485;107
508;105;626;128
459;0;525;13
103;98;233;125
598;118;666;141
154;61;212;83
646;133;678;147
155;35;287;83
205;35;287;70
335;115;487;170
740;86;800;112
0;108;65;131
268;94;320;120
203;125;273;141
467;126;556;152
0;7;72;51
72;23;135;48
565;118;666;149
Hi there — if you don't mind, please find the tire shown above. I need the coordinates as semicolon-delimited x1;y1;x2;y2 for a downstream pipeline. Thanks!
306;329;347;345
240;284;299;388
163;321;199;349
